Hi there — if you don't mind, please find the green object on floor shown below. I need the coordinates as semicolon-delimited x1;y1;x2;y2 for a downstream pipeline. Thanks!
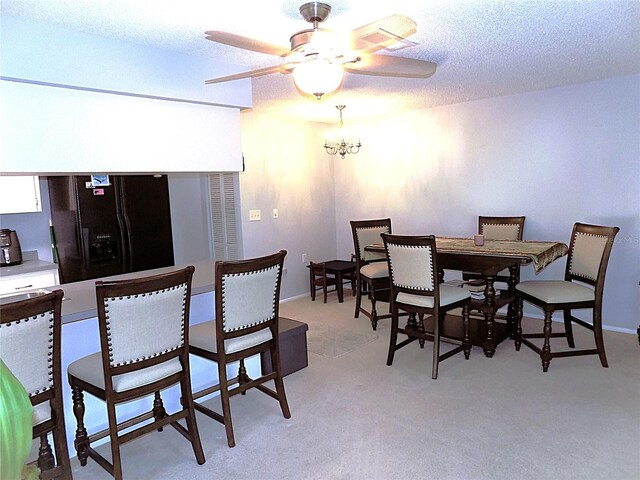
0;359;32;480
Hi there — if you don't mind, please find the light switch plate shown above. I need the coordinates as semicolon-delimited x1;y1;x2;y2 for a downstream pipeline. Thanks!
249;209;261;221
272;208;279;219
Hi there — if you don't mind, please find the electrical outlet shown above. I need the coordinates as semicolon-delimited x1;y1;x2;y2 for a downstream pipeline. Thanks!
302;253;307;263
249;209;261;221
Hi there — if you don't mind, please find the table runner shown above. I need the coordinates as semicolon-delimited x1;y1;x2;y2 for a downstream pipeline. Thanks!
435;237;568;273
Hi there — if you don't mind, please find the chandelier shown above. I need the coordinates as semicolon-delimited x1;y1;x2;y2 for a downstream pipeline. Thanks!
324;105;361;159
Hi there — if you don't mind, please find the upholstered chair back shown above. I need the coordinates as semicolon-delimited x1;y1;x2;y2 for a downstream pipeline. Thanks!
220;264;280;333
0;293;62;398
351;219;392;263
386;242;436;293
101;284;189;367
565;223;619;289
382;234;439;300
479;216;525;240
481;223;520;240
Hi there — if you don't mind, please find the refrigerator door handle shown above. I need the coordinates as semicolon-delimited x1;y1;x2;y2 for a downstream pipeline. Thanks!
116;177;134;273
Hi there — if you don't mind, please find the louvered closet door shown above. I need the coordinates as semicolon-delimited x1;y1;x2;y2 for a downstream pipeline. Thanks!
209;173;239;260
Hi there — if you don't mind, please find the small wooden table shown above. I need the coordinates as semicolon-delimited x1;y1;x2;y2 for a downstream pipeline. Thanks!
308;260;356;303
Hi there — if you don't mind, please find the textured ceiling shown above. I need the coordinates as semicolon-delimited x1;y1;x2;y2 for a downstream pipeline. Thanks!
3;0;640;123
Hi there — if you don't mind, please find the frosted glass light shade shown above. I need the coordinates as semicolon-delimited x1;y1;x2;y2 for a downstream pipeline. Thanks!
293;59;344;99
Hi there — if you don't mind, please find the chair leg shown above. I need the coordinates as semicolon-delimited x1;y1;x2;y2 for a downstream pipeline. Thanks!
238;359;249;395
51;395;72;479
593;306;608;368
71;384;89;467
37;433;55;472
462;303;471;360
563;308;575;348
417;313;426;348
354;277;363;318
541;309;553;373
386;307;400;366
432;312;441;380
105;399;124;480
179;375;206;465
270;344;291;419
369;283;379;331
153;391;166;432
217;361;236;448
323;281;328;303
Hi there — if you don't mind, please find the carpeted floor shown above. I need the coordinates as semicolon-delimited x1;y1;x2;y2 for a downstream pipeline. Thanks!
69;294;640;480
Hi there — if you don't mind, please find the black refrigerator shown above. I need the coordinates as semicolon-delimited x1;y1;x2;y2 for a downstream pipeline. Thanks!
48;175;175;284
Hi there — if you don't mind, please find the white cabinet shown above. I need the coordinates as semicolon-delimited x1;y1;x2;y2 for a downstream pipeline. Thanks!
0;176;42;214
0;268;59;296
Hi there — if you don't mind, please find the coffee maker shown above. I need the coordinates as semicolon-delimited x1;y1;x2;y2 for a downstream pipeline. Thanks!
0;229;23;266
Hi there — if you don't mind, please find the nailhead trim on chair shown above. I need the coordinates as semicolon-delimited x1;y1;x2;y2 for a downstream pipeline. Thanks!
481;223;521;237
220;264;280;332
568;231;609;281
387;244;436;291
0;311;55;396
103;283;188;367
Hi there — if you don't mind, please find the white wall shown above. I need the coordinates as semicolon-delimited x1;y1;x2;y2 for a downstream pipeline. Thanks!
333;74;640;332
239;111;338;299
0;15;248;173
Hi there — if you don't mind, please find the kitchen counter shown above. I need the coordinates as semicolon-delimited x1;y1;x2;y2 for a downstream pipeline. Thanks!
0;257;59;276
28;260;217;324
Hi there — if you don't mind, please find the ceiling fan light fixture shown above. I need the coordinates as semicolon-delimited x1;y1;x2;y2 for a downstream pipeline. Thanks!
292;58;344;100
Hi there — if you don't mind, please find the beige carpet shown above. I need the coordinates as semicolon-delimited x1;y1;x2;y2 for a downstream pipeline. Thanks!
306;318;378;358
69;294;640;480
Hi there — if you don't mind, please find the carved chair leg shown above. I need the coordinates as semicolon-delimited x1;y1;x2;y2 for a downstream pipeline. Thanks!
153;391;166;432
71;385;89;466
369;283;379;331
37;433;55;472
541;309;553;372
238;359;249;395
417;313;426;348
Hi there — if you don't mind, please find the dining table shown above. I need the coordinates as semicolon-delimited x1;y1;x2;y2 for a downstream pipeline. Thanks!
365;237;568;357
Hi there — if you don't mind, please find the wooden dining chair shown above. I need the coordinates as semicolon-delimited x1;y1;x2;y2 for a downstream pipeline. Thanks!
189;250;290;448
0;290;73;480
515;222;619;372
309;261;337;303
67;266;205;479
463;215;526;284
382;234;472;379
350;218;392;330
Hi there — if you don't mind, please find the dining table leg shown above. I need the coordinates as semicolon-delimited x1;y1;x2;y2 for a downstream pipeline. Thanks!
482;276;497;357
506;264;520;338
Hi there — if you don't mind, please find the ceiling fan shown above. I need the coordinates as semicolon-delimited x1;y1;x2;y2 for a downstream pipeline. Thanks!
204;2;437;99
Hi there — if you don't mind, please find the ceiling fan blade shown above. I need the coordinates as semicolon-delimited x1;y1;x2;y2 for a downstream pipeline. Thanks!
205;65;289;84
344;54;436;79
205;31;289;57
349;14;418;53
